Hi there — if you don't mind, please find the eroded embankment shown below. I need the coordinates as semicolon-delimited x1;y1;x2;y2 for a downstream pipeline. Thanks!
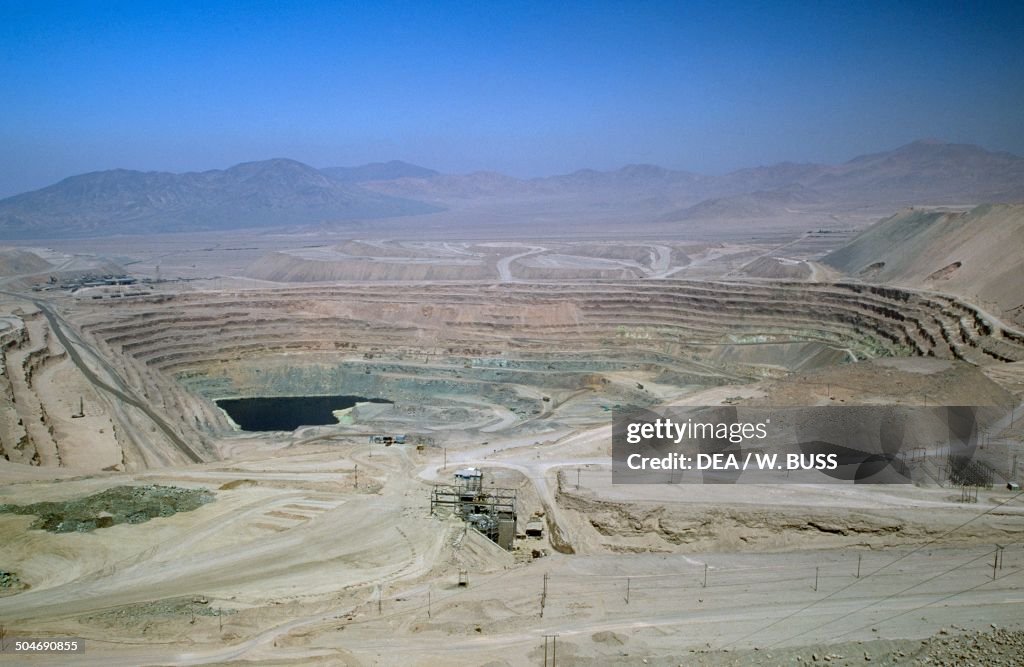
556;488;1022;554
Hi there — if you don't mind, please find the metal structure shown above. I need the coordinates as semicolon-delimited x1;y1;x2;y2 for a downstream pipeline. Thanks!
948;454;995;488
431;468;517;550
454;467;483;494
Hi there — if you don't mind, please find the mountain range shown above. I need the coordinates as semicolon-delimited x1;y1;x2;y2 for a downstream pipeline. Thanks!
0;159;440;239
1;140;1022;239
319;160;439;183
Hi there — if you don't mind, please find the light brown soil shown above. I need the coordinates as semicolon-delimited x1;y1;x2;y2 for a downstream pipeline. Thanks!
0;234;1021;666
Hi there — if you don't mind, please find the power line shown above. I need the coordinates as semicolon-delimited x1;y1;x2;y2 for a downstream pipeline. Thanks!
269;494;1023;651
766;542;1016;648
831;566;1024;643
721;489;1024;649
331;539;1018;629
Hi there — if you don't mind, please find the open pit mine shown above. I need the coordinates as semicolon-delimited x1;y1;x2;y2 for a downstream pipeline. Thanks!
1;212;1024;665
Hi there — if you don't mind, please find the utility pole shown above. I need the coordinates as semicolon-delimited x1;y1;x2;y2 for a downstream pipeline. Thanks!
541;572;548;617
857;554;862;579
814;566;819;592
353;464;358;489
992;544;1005;576
703;562;708;588
428;588;431;618
543;634;559;667
378;585;383;614
444;447;447;470
576;467;581;490
626;577;630;604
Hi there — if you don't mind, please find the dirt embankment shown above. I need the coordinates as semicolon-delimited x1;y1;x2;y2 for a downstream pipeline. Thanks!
739;255;813;280
556;489;1020;553
824;204;1024;326
0;248;52;276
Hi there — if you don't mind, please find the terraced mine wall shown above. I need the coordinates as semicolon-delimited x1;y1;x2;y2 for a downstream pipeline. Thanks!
0;311;66;466
68;279;1024;442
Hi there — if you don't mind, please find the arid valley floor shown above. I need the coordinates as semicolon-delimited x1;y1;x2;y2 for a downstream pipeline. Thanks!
1;205;1024;666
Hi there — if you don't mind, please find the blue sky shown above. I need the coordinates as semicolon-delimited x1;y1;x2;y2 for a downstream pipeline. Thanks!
1;1;1023;196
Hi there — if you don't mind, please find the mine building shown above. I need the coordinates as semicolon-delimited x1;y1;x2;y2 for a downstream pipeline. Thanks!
431;467;517;551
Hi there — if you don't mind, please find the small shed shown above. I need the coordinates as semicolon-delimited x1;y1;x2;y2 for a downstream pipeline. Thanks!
455;467;483;496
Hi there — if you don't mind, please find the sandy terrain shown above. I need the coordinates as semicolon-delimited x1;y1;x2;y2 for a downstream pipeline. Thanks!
0;229;1022;665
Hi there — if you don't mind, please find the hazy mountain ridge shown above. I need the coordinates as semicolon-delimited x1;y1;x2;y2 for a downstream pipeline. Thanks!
320;160;439;182
808;140;1024;201
0;159;441;238
360;140;1024;213
661;183;823;221
359;171;536;201
657;141;1024;222
1;140;1022;238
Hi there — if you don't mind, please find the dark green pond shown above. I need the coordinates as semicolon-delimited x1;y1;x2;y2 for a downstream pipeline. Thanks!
216;395;391;431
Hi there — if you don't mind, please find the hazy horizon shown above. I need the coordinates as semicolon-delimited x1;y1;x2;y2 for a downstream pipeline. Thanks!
3;1;1023;198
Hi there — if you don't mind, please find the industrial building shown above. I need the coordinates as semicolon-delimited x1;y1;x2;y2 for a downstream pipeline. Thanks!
431;467;517;550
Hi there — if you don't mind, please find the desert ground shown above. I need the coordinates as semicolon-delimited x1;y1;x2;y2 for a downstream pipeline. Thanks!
0;209;1023;666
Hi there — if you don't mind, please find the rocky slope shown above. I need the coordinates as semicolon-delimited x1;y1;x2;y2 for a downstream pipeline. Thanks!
824;204;1024;325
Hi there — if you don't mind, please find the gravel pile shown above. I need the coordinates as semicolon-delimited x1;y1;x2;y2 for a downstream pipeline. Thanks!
0;570;20;589
85;596;234;623
913;626;1024;666
684;626;1024;666
0;485;215;532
